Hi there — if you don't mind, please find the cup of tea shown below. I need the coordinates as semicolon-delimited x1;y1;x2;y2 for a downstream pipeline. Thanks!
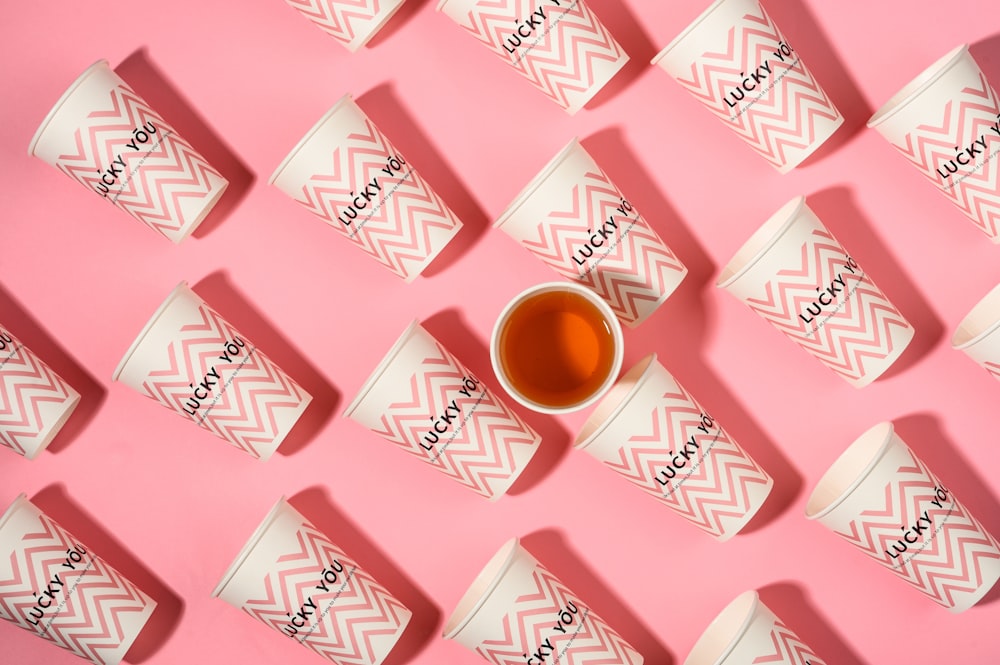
491;281;623;414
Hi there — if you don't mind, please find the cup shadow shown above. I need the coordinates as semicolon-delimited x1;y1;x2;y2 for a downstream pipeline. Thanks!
520;529;673;664
420;308;570;495
757;581;871;665
365;0;434;49
0;284;105;456
30;484;183;664
971;35;1000;84
581;0;656;110
357;84;489;277
115;49;254;240
807;187;943;382
289;487;440;665
192;272;339;457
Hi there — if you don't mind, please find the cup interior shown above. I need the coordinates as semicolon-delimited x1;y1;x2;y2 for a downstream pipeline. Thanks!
952;283;1000;350
28;59;111;158
442;538;520;639
868;44;970;129
575;354;656;448
211;497;291;599
342;320;423;419
493;138;582;231
683;590;758;665
268;93;355;186
805;422;895;519
717;197;806;288
651;0;729;66
112;281;192;382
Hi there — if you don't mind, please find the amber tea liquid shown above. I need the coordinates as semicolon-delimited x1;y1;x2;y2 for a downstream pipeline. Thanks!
498;289;617;408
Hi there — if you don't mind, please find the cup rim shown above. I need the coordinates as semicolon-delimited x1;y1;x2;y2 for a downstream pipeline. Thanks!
28;59;110;157
867;44;970;129
951;282;1000;350
211;496;290;598
683;590;759;665
112;281;191;382
342;319;422;419
651;0;729;66
268;93;355;186
574;353;657;450
804;421;895;520
716;196;806;289
493;138;582;231
0;493;30;536
442;537;520;640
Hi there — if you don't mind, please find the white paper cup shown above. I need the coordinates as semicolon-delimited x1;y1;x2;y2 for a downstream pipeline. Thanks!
805;422;1000;613
212;498;411;665
575;354;772;541
344;320;540;500
443;537;644;664
652;0;843;173
436;0;628;114
284;0;407;52
868;45;1000;242
112;282;312;461
684;590;826;665
717;196;914;387
952;282;1000;378
0;326;80;459
0;494;156;665
270;95;463;282
29;60;229;244
495;139;687;328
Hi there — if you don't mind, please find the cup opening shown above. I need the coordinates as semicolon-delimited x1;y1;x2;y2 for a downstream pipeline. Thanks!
651;0;729;66
211;497;291;599
683;590;759;665
952;283;1000;350
442;538;520;639
867;44;970;129
717;197;806;288
28;60;111;157
0;493;31;535
268;94;356;186
112;282;192;382
342;320;423;419
575;354;657;449
494;138;582;231
805;422;895;520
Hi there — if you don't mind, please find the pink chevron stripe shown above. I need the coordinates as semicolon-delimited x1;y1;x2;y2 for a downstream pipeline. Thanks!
285;0;386;45
752;618;823;664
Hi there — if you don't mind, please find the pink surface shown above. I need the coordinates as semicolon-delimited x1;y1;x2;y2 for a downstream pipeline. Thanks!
2;0;1000;663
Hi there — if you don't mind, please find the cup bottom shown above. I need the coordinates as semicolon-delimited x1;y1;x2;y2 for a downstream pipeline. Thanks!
565;53;630;115
846;321;915;388
774;112;845;174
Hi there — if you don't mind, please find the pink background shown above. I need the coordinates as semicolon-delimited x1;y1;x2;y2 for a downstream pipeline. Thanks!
3;0;1000;663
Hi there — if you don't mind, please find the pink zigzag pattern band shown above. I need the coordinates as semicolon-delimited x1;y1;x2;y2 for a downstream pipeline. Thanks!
285;0;385;45
752;618;825;664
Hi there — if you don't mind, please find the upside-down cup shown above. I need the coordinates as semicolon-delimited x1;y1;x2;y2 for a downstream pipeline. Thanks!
270;95;462;282
575;354;772;541
436;0;629;114
29;60;228;243
443;538;644;665
344;321;540;500
112;282;312;461
717;197;914;387
868;45;1000;241
652;0;843;173
952;282;1000;379
805;422;1000;613
284;0;407;52
0;494;156;665
684;590;827;665
0;326;80;459
495;139;687;328
212;498;411;665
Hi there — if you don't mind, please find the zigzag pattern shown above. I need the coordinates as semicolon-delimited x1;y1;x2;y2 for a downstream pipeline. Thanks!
294;117;461;280
242;521;409;664
475;566;642;665
600;380;769;538
0;512;153;665
673;2;841;169
285;0;384;46
0;332;77;457
455;0;625;111
369;341;539;498
835;449;1000;609
520;169;686;326
752;618;824;664
891;72;1000;239
54;82;224;241
139;304;309;459
744;229;910;383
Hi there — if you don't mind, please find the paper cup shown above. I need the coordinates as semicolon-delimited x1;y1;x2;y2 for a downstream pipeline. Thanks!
495;138;687;328
212;498;411;665
868;45;1000;241
443;538;644;664
805;422;1000;613
952;282;1000;378
270;95;463;282
0;326;80;459
0;494;156;665
684;590;826;665
112;282;312;461
284;0;407;52
344;321;540;500
436;0;628;114
575;354;772;541
717;196;914;387
29;60;229;244
652;0;843;173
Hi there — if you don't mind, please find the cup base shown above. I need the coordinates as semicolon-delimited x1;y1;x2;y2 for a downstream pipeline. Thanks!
22;388;81;460
565;53;630;115
845;321;915;388
773;112;845;174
